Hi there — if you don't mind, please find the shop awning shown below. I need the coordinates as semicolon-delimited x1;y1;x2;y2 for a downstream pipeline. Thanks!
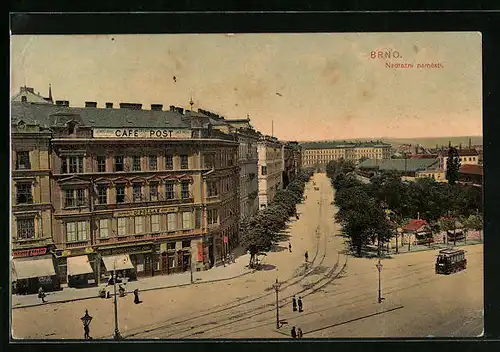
102;254;134;271
12;256;56;280
67;255;94;276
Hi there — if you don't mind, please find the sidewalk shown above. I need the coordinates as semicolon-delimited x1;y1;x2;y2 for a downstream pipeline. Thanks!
386;238;483;256
12;252;253;309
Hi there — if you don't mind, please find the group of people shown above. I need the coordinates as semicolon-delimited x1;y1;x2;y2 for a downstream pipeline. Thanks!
290;326;304;339
222;253;236;267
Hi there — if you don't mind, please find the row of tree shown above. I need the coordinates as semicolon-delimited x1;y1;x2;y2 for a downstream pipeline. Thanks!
326;159;483;256
239;168;315;267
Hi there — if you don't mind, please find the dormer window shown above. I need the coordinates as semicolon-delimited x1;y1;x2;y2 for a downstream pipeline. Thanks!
21;95;27;102
68;121;76;135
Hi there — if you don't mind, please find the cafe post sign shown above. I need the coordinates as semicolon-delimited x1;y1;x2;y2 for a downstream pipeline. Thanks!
93;128;192;139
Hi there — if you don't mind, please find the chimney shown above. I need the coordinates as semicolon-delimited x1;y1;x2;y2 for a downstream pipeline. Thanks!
55;100;70;107
469;138;472;149
151;104;163;111
175;107;184;115
119;103;142;110
459;143;462;150
85;101;97;108
21;95;27;102
169;105;175;112
105;102;113;109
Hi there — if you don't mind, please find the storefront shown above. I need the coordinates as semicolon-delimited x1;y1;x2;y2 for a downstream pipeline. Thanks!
67;255;95;288
12;246;60;295
97;242;154;279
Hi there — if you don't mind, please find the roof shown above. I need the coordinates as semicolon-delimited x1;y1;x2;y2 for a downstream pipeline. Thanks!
438;248;465;256
459;164;483;176
439;148;479;157
358;158;439;172
403;219;429;231
11;101;190;129
11;87;53;104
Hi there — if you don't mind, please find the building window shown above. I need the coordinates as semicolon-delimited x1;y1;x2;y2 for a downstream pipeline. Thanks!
97;156;106;172
16;151;30;170
261;166;267;175
167;242;176;250
182;212;192;229
207;209;218;225
149;155;157;170
204;154;214;168
61;156;84;174
98;219;109;238
116;184;126;203
97;185;107;204
133;183;143;202
165;155;173;170
165;182;175;199
181;182;190;199
65;189;85;207
132;156;141;171
195;209;201;228
167;213;177;231
16;183;33;204
207;181;218;197
151;214;160;232
150;182;159;201
66;221;88;242
182;240;191;248
17;218;35;239
180;155;189;169
134;216;144;234
117;217;127;236
114;156;124;172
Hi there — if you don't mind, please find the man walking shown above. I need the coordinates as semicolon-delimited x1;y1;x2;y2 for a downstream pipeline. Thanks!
298;296;303;312
291;326;297;339
292;295;297;312
297;327;303;339
288;242;292;253
38;287;46;303
304;251;309;263
133;288;141;304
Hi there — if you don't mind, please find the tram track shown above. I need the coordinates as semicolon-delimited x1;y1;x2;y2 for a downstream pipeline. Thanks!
124;178;333;339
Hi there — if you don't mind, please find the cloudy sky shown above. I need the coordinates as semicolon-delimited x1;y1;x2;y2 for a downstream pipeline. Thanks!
11;33;482;141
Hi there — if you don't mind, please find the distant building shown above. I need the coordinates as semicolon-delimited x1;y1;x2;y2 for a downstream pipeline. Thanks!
300;140;391;170
438;148;480;172
457;164;483;188
357;158;439;179
257;136;283;209
11;85;54;104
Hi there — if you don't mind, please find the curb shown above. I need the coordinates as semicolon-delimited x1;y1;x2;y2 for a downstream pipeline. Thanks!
12;269;255;310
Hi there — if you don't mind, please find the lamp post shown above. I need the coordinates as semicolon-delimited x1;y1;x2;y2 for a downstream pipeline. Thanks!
376;259;383;303
190;259;194;284
272;278;281;329
80;309;92;340
111;258;124;340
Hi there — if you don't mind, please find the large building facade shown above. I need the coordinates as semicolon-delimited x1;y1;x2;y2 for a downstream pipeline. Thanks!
11;100;240;289
301;141;391;170
257;136;283;209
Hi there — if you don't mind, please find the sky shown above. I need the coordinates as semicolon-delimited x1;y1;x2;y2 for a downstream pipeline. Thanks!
10;33;482;141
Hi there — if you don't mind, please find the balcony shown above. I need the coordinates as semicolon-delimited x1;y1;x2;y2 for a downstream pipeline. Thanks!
93;194;194;211
93;229;204;246
65;240;91;249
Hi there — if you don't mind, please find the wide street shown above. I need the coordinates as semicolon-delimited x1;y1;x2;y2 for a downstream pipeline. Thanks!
11;173;483;340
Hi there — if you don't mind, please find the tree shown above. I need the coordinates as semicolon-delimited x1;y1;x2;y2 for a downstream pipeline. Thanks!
446;147;461;185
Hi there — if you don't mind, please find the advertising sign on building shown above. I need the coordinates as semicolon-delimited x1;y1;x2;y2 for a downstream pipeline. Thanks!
197;243;203;261
93;128;192;139
223;236;228;244
12;247;47;258
114;207;178;218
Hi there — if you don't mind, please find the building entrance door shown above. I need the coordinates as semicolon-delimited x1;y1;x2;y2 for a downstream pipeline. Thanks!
161;253;168;274
144;255;152;276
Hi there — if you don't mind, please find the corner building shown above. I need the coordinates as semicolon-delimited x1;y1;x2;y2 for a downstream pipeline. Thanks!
11;101;239;286
257;136;283;209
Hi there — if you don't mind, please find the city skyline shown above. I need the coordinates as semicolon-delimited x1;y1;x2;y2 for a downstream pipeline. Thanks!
11;33;482;141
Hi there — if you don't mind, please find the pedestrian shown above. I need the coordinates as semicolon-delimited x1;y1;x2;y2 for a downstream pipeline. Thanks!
443;235;446;244
133;288;141;304
288;242;292;253
222;256;226;267
38;287;46;303
292;295;297;312
291;326;297;339
84;323;91;340
298;296;303;312
297;327;303;339
304;251;309;263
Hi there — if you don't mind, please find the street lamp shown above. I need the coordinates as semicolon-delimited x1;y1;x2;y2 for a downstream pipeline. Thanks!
111;258;125;340
80;309;92;340
272;278;281;329
376;259;384;304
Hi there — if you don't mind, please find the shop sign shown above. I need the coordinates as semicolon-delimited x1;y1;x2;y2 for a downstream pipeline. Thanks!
99;244;153;257
38;276;53;284
114;207;178;218
197;243;203;262
93;128;192;139
12;247;47;258
223;236;228;244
